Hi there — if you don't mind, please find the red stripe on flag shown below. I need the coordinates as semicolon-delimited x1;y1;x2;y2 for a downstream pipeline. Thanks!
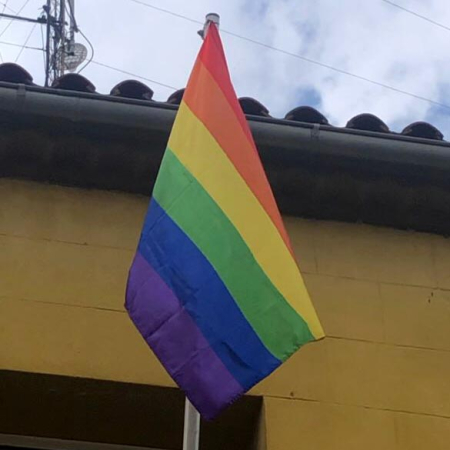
186;23;293;254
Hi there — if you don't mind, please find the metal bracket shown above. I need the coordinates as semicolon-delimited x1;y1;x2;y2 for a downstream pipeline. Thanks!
311;123;321;140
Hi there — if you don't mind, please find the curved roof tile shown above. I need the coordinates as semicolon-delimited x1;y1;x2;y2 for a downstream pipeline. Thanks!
0;63;445;141
346;113;390;133
110;80;153;100
0;63;33;85
401;121;444;141
285;106;328;125
52;73;96;93
238;97;270;117
167;88;185;105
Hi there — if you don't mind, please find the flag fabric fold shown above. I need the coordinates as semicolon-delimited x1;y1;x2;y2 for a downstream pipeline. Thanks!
126;23;324;420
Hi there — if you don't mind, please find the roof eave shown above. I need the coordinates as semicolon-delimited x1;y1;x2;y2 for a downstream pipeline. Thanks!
1;84;450;235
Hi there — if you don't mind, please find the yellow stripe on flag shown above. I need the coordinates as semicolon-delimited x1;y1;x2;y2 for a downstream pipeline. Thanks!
168;102;324;339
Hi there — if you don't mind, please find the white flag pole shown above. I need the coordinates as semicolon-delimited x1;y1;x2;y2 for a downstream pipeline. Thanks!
181;13;221;450
182;399;201;450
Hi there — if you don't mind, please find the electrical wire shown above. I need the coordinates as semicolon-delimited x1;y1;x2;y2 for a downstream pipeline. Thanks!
14;20;36;62
91;60;178;91
128;0;450;112
0;38;41;50
131;0;202;25
0;0;8;60
39;22;45;70
0;1;17;14
0;0;173;90
0;0;36;65
0;0;32;39
76;28;94;73
380;0;450;33
63;0;173;89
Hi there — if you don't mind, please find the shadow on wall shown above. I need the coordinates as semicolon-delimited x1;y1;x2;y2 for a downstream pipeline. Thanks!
0;370;263;450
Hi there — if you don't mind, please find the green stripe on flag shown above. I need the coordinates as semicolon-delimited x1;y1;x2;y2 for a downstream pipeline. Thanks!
153;148;314;360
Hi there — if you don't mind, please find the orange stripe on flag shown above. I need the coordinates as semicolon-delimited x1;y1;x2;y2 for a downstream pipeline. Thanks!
184;28;293;254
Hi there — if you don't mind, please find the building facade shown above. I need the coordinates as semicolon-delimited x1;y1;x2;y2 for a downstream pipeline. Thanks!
1;64;450;449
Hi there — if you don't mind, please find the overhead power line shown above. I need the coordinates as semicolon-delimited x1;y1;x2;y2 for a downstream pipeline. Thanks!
76;28;94;73
0;0;39;64
128;0;450;111
91;60;178;91
0;1;17;14
0;0;32;39
131;0;202;25
0;38;42;50
0;0;9;61
15;21;37;62
39;22;45;68
380;0;450;33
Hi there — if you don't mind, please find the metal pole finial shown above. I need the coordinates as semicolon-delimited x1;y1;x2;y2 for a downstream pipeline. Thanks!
198;12;220;39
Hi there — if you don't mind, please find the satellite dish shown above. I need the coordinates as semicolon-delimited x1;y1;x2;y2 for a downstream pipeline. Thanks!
64;43;88;71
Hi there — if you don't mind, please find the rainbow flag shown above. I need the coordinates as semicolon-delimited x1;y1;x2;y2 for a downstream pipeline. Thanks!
125;23;324;420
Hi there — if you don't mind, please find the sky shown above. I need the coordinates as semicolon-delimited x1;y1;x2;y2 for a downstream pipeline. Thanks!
0;0;449;137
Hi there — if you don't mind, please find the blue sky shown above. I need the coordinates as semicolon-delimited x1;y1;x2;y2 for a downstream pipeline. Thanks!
1;0;449;136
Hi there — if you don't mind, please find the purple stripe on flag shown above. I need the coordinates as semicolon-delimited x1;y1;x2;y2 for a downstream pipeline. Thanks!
126;252;244;419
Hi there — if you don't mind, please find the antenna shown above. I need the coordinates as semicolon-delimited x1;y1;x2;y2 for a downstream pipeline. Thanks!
46;0;87;84
0;0;87;86
64;1;87;73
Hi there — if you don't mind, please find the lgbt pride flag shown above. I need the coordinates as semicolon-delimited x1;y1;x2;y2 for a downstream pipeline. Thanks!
125;23;324;420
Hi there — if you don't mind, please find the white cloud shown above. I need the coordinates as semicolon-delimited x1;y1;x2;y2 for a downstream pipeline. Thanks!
1;0;449;135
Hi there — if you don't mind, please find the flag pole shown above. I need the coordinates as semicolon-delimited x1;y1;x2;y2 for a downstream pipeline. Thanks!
181;13;221;450
182;399;201;450
198;12;220;39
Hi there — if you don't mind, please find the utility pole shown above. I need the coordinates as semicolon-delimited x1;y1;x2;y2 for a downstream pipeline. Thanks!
44;0;52;86
67;0;76;49
47;0;66;85
0;0;86;87
45;0;85;86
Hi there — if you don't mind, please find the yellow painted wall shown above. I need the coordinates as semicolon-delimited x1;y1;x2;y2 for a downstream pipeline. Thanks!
1;179;450;449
